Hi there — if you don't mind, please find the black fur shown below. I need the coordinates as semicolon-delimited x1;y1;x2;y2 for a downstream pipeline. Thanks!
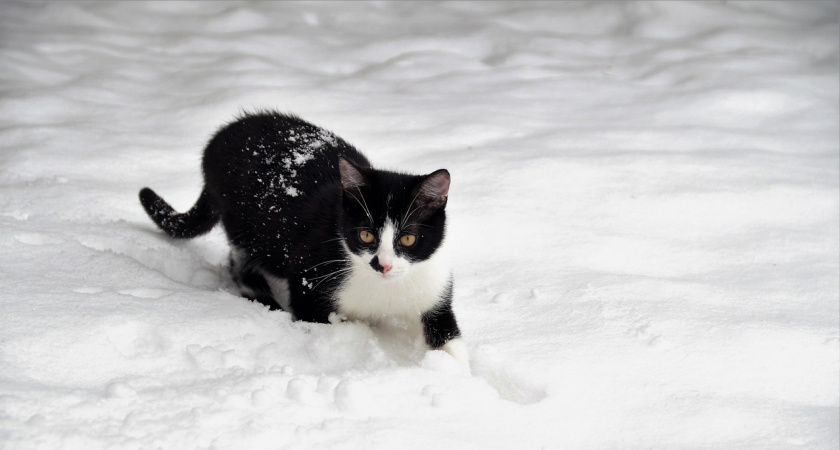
139;111;461;353
139;187;218;238
421;280;460;349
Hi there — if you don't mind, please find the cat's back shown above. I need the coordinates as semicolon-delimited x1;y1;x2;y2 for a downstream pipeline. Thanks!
202;111;369;206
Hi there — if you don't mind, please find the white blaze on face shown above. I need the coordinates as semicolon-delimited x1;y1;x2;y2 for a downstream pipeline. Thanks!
370;219;411;280
377;222;396;271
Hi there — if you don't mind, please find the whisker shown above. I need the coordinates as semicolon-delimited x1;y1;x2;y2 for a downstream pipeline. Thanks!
401;199;427;232
356;188;374;225
400;191;422;229
308;266;352;280
346;189;374;226
311;268;353;290
305;259;348;272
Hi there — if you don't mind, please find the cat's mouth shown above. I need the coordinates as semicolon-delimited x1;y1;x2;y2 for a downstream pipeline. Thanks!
369;260;408;281
379;268;407;281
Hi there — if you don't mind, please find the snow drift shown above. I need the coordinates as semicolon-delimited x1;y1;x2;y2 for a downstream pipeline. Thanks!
0;2;838;449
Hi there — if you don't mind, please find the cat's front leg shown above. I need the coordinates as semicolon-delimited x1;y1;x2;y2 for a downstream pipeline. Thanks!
421;302;470;373
288;277;335;324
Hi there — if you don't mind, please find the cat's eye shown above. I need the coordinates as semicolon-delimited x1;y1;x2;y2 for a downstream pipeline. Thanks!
359;230;375;244
399;234;416;247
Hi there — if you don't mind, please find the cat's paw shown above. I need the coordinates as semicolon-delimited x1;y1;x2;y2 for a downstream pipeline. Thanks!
328;312;348;324
441;338;471;375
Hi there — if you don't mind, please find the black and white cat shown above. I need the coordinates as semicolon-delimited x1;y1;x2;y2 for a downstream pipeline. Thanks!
139;111;468;369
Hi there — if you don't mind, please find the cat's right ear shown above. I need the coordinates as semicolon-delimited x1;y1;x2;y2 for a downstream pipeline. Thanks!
339;157;367;191
415;169;450;210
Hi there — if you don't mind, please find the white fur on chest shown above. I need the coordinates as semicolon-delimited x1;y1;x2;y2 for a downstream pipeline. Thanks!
336;246;451;320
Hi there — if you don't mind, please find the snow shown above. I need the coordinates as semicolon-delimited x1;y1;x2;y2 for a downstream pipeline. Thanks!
0;1;838;448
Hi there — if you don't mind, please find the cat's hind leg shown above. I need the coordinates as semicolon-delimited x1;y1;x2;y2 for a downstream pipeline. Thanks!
229;248;288;311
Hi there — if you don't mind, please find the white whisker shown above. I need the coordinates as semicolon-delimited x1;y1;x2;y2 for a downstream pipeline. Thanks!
309;267;352;281
347;189;374;225
356;188;374;224
400;191;422;230
305;259;348;272
311;268;353;290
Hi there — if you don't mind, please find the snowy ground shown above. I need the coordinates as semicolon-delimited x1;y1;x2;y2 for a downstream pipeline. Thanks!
1;1;838;449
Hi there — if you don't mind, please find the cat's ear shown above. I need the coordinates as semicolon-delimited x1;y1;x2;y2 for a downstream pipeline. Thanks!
415;169;450;209
339;157;367;191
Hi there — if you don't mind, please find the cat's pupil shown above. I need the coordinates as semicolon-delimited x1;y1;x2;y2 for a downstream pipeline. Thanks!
359;230;375;244
400;234;416;247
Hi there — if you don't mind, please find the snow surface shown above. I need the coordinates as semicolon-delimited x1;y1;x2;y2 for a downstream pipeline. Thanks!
1;1;838;449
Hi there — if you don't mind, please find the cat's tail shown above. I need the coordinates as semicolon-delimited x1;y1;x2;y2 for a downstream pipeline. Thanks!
139;187;219;238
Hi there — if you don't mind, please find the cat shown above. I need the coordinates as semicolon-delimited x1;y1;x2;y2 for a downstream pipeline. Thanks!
139;111;468;370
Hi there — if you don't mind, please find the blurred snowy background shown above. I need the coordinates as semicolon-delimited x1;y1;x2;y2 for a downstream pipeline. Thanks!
1;1;838;449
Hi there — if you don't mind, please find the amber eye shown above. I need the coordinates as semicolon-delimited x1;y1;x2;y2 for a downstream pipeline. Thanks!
359;230;375;244
399;234;416;247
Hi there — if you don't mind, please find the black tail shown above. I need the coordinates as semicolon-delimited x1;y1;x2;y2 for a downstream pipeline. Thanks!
139;187;219;238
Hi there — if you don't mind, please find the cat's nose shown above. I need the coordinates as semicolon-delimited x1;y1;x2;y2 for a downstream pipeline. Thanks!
369;256;392;274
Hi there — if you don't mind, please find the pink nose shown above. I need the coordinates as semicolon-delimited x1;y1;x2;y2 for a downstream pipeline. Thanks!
381;264;392;273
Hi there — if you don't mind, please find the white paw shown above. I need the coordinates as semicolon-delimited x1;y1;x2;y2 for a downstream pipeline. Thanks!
441;338;471;375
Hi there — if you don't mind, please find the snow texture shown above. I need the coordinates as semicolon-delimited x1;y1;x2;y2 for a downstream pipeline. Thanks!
1;1;838;449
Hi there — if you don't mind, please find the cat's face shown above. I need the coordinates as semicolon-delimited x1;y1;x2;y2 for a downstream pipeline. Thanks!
339;158;449;281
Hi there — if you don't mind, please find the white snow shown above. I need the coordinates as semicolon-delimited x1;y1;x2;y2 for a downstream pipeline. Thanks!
1;1;838;449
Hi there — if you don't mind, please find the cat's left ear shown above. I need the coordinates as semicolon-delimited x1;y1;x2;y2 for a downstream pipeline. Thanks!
339;157;368;191
415;169;450;209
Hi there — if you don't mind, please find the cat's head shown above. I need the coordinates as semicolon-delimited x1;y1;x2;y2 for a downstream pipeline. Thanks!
339;158;449;281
